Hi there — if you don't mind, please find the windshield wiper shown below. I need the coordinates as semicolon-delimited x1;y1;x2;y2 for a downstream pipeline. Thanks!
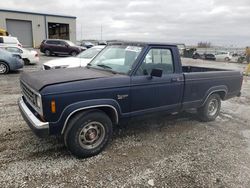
97;64;112;69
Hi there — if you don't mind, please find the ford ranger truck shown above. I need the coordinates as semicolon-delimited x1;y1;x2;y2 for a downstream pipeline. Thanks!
18;41;243;158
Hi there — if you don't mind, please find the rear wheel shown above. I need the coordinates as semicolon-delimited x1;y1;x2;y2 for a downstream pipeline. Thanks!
0;62;9;74
198;93;221;122
64;110;113;158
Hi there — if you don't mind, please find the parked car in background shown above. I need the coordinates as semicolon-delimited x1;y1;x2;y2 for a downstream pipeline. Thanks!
81;41;94;49
193;51;216;60
0;48;23;74
0;46;39;65
214;51;232;61
0;36;22;47
203;53;216;60
40;39;86;57
43;45;105;70
98;40;107;45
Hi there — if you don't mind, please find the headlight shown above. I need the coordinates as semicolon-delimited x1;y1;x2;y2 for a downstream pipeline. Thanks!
36;95;42;109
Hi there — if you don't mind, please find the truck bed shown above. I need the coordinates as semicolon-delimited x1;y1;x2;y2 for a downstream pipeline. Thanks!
181;66;242;110
182;65;227;73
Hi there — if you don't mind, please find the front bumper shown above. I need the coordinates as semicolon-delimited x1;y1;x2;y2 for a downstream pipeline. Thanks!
18;97;49;137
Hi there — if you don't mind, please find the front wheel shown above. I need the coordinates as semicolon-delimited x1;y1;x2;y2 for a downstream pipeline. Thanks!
64;110;113;158
44;49;51;56
70;51;77;56
0;62;9;74
198;93;221;122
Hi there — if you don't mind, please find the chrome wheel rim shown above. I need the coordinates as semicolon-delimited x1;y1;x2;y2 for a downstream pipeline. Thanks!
71;52;77;56
0;64;7;74
45;50;50;56
79;121;105;149
208;99;219;116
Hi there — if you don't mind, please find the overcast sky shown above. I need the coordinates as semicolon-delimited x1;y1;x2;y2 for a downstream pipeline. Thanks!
1;0;250;47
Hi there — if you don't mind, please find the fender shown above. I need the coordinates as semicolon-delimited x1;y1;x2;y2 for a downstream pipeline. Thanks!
201;85;228;106
50;99;122;134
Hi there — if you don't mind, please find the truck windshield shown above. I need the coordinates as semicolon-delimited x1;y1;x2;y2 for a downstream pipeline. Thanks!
89;45;143;74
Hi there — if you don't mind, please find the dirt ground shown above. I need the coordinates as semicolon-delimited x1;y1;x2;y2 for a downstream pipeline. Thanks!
0;56;250;187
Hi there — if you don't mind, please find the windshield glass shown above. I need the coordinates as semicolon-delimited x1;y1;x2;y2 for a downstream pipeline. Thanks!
66;41;76;46
89;45;143;74
77;48;102;59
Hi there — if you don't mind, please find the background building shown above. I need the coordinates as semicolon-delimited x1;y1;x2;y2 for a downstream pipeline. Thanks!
0;9;76;48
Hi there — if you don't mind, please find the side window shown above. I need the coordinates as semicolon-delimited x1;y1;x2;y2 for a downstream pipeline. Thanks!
59;41;66;46
6;47;22;53
46;40;58;45
136;48;174;76
46;40;53;45
0;37;3;43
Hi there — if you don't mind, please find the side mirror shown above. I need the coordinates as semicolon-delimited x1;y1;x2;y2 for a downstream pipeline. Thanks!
150;68;163;78
65;44;69;47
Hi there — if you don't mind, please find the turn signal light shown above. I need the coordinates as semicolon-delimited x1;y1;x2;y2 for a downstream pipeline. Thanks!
51;100;56;113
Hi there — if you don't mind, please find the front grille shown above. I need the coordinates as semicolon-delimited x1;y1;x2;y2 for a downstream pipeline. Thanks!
20;81;36;107
43;65;51;70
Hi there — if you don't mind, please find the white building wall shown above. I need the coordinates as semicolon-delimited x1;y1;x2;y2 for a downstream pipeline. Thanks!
0;11;76;48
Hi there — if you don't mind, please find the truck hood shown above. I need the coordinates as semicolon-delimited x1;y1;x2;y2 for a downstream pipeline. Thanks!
20;67;114;91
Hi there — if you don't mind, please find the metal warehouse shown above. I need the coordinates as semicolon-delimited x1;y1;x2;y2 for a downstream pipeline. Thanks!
0;9;76;48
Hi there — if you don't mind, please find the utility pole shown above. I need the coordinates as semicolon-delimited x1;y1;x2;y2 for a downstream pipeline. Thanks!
81;24;83;40
101;25;103;40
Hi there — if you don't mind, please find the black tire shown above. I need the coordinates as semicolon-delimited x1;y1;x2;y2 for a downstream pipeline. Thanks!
225;57;230;61
70;51;77;56
44;49;51;56
64;110;113;158
23;59;30;65
198;93;221;122
0;62;9;74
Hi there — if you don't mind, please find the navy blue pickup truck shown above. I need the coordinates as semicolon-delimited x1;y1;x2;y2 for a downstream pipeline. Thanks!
18;41;243;158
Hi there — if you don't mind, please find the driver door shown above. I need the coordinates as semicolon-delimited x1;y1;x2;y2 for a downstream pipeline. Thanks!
130;47;184;115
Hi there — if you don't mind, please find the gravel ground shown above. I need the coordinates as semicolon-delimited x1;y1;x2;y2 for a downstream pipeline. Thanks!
0;55;250;187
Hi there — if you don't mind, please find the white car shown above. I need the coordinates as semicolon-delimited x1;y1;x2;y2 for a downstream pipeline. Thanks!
43;45;105;70
214;51;232;61
0;46;39;64
0;36;22;47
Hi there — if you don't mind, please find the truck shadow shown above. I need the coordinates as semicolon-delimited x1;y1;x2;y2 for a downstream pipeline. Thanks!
113;111;199;139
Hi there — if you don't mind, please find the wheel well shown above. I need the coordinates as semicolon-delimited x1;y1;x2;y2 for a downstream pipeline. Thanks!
70;50;78;54
62;106;119;134
216;91;226;100
202;90;226;106
0;61;10;69
23;58;30;63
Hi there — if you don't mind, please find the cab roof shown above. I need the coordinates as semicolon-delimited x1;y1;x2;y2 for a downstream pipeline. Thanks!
107;40;179;47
